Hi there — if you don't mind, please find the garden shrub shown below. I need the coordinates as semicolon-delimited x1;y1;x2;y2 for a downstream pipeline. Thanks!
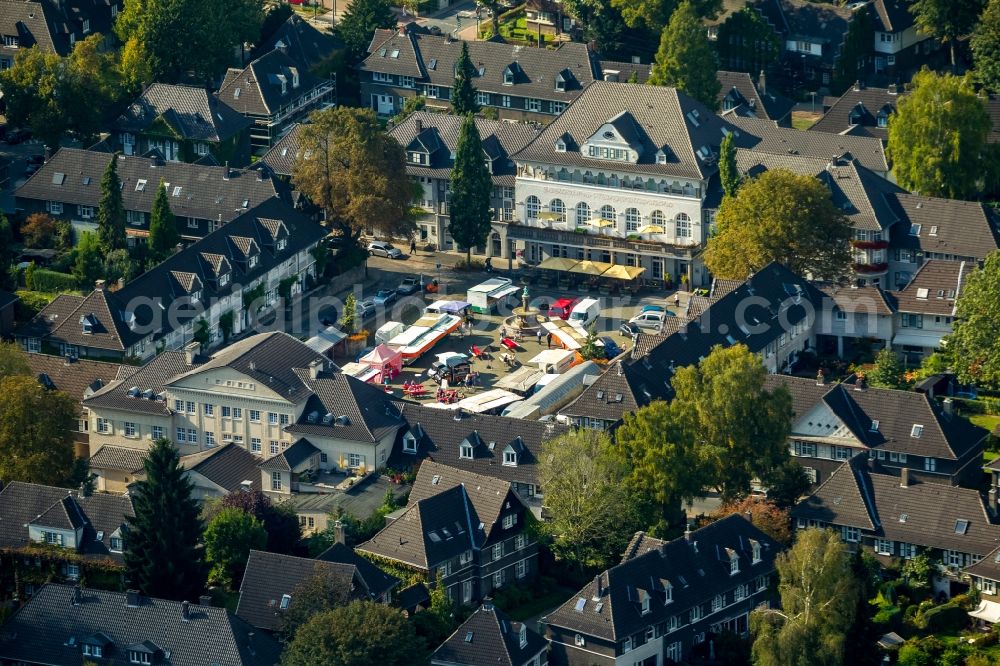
897;642;932;666
920;602;969;633
903;603;920;625
30;268;79;293
950;592;975;610
872;605;902;631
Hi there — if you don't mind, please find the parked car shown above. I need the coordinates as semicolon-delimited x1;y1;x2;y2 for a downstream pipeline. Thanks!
549;297;579;320
367;241;403;259
428;352;471;383
599;336;622;359
619;321;641;338
355;299;376;320
629;310;666;331
322;233;346;249
5;128;30;144
640;304;665;313
373;289;397;306
397;277;421;295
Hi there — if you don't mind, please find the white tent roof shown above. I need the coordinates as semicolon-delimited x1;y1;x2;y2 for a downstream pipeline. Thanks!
970;600;1000;623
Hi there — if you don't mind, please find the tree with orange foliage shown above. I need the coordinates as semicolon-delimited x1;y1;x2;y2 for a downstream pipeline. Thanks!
712;496;791;545
20;213;57;249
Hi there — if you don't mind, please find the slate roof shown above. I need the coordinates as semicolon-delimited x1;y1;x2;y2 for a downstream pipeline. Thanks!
0;0;71;57
869;0;916;34
0;289;16;310
316;541;400;598
965;546;1000;582
19;286;136;353
219;49;325;118
756;0;852;65
512;80;757;181
16;293;84;340
596;60;651;84
408;461;515;542
431;603;548;666
84;351;196;416
544;515;782;641
89;446;148;473
0;583;281;666
253;14;341;70
560;360;644;423
287;372;405;442
257;438;320;472
765;374;987;461
115;83;250;143
180;444;262;492
887;260;967;316
726;114;889;173
388;112;540;187
792;456;1000;556
16;149;280;228
25;354;123;414
808;84;903;141
362;32;596;103
167;331;328;405
0;481;133;562
235;549;362;631
259;123;304;177
887;194;1000;262
392;403;567;487
717;70;794;123
816;283;895;317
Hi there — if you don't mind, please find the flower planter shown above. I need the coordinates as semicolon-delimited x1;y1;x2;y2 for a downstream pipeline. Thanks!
850;239;889;250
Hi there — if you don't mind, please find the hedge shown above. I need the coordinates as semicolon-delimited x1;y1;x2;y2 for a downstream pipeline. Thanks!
920;602;969;633
30;268;79;293
14;290;56;319
948;396;1000;416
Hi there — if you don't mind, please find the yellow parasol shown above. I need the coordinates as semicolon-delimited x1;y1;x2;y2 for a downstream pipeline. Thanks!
569;260;613;276
537;256;581;272
602;264;646;280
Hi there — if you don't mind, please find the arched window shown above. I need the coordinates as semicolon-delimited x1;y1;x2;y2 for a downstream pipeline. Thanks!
675;212;691;238
525;196;540;221
625;208;641;232
598;205;616;223
575;202;591;225
549;199;565;222
650;210;666;228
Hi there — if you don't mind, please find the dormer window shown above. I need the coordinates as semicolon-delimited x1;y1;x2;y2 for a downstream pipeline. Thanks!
460;442;473;459
277;238;287;251
135;179;147;192
729;550;740;575
249;255;259;270
403;432;417;453
751;540;761;564
190;290;201;303
656;149;667;164
662;579;673;604
877;111;888;128
503;448;517;466
555;139;566;153
519;625;527;648
129;651;152;665
219;273;230;287
280;593;291;609
503;67;514;85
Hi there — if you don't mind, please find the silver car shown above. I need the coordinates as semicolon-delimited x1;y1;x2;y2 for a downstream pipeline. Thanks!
367;241;403;259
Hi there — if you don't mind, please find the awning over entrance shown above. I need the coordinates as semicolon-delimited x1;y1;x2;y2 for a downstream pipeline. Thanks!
970;600;1000;624
892;332;943;349
568;260;613;276
537;256;579;272
602;265;646;280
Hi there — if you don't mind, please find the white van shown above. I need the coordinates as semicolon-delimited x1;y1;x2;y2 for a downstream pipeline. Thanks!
569;298;601;328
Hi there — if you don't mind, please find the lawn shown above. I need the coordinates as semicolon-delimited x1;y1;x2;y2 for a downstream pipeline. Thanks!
791;111;821;131
971;414;1000;434
500;586;575;622
985;450;1000;465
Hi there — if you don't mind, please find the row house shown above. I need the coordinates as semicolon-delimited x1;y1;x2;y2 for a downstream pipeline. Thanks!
866;0;941;83
887;259;968;361
15;149;282;244
543;515;782;666
112;83;252;166
0;0;121;69
357;461;539;607
432;602;550;666
361;27;595;122
0;481;133;599
766;374;988;488
388;112;539;254
792;455;1000;578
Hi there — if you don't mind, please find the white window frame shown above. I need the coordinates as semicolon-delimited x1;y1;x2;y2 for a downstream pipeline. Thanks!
875;539;893;556
271;471;282;491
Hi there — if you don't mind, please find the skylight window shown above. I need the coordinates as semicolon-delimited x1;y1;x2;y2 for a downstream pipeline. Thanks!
870;419;879;432
910;424;923;438
955;519;969;535
574;597;586;612
279;594;291;609
929;225;938;236
173;186;182;197
465;631;473;642
390;49;399;58
916;287;929;299
909;223;921;236
136;179;147;192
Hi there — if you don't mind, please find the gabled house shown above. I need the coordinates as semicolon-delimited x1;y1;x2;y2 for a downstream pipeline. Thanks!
0;583;282;665
112;83;252;166
259;122;303;179
812;282;896;356
15;149;282;243
252;13;341;72
0;0;121;68
432;601;549;666
259;438;322;495
792;454;1000;574
178;444;263;500
235;549;369;632
318;540;400;603
543;515;782;666
765;374;987;487
867;0;941;83
808;82;903;141
219;47;336;154
361;28;595;121
717;70;794;125
0;481;133;598
524;0;578;39
887;259;968;361
357;461;538;606
560;360;645;432
753;0;853;88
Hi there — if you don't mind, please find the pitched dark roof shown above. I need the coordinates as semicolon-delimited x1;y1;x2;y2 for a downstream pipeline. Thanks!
253;14;341;70
16;293;84;339
887;260;967;316
816;283;895;317
887;194;1000;262
793;457;1000;556
219;49;326;118
757;0;852;66
286;373;405;442
316;541;400;598
89;446;148;473
0;289;16;310
25;354;123;414
596;60;651;84
808;84;903;141
22;287;133;352
0;0;70;57
0;583;281;666
717;70;794;123
362;33;596;103
965;545;1000;581
409;461;516;541
0;481;133;562
16;149;280;228
235;549;361;631
431;603;548;666
259;123;304;177
561;360;644;422
84;351;195;416
258;438;320;472
869;0;916;34
115;83;250;143
180;444;262;492
544;515;782;641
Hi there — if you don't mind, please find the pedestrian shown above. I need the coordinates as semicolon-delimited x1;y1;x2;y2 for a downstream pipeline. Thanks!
410;239;417;255
546;332;552;349
500;325;507;339
536;328;543;344
673;292;680;307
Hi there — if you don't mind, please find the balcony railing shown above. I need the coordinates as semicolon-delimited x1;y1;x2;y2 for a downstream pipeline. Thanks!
269;79;336;126
507;222;697;255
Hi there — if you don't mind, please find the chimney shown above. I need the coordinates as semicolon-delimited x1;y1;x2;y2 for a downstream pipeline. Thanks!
223;162;230;181
414;118;422;133
816;368;825;386
990;487;1000;519
900;467;909;488
482;597;494;612
239;480;253;492
117;277;126;291
95;279;106;291
854;376;867;391
182;600;190;621
308;358;323;380
758;70;766;96
79;479;92;497
333;519;346;545
592;574;602;600
744;510;753;523
184;341;200;366
867;455;876;472
888;82;899;95
943;398;954;417
853;80;862;92
658;539;668;558
199;595;212;606
126;589;141;607
684;524;692;542
71;585;82;606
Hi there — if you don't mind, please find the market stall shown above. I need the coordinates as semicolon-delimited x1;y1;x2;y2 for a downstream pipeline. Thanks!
359;344;403;382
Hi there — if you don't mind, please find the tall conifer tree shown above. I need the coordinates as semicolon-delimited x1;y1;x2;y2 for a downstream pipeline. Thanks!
451;42;480;116
448;115;492;265
97;155;126;252
148;180;179;261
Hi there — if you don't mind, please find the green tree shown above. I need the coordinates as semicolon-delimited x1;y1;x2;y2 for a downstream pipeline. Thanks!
23;262;36;291
280;568;355;640
539;429;650;570
867;348;907;389
887;68;990;200
392;95;426;124
451;42;479;116
944;250;1000;389
0;341;31;379
902;552;934;591
610;0;720;33
204;507;267;588
21;213;58;249
341;293;358;335
764;460;811;510
0;214;13;271
411;570;455;649
336;0;395;62
704;168;852;280
294;107;413;243
97;155;126;253
448;114;493;265
0;47;66;149
64;34;124;144
910;0;985;71
833;6;874;95
648;2;721;110
217;488;302;555
672;344;792;504
257;2;294;46
124;438;205;601
73;232;106;289
719;132;741;199
713;497;791;544
578;325;603;361
281;601;419;666
714;8;779;74
750;529;859;666
104;249;143;285
0;375;80;485
972;0;1000;93
148;180;179;262
193;318;210;347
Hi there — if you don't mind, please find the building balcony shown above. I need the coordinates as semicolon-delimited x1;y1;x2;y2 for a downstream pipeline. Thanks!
854;262;889;275
850;239;889;250
269;79;336;126
507;221;698;256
